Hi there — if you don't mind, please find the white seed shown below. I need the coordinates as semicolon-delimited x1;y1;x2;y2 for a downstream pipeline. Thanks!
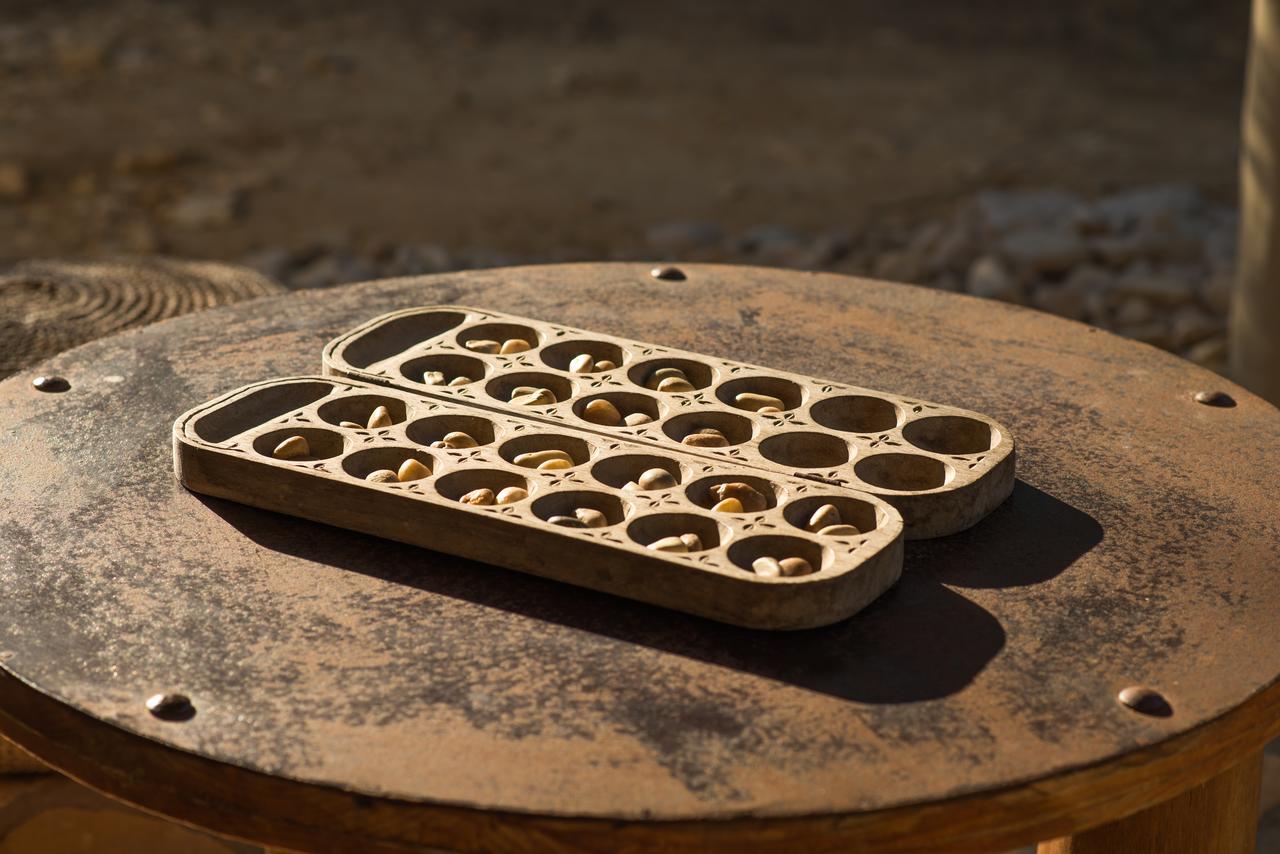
500;338;533;354
365;469;398;483
656;376;695;393
538;458;573;471
637;468;676;490
397;458;429;482
582;398;622;426
442;431;479;449
757;406;782;414
423;370;447;386
511;389;557;407
272;435;310;459
818;524;861;536
569;353;595;373
647;536;688;553
430;441;448;449
682;432;729;448
496;486;529;504
548;515;587;528
752;557;782;578
806;504;842;532
460;488;495;505
734;392;786;412
513;449;573;467
679;533;703;551
710;482;768;512
447;376;471;387
712;497;744;513
624;412;654;426
464;339;500;354
594;359;617;371
367;406;393;429
575;508;608;528
339;420;363;429
622;481;641;491
779;557;815;577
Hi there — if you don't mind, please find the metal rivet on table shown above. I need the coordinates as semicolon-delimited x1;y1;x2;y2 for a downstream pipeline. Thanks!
650;266;686;281
32;375;70;393
1117;685;1173;717
1193;390;1236;408
146;692;195;721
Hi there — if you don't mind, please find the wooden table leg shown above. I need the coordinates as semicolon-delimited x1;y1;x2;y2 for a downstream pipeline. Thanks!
1037;751;1263;854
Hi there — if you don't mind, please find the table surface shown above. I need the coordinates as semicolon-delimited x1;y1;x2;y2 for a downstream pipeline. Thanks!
1;263;1279;852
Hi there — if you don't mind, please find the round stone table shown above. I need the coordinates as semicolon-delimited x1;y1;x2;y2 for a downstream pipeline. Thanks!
1;263;1277;853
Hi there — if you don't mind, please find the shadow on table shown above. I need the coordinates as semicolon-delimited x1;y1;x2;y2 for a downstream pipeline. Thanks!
201;479;1100;704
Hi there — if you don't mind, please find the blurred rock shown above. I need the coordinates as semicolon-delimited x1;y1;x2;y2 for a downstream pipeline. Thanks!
1095;183;1203;231
645;220;724;253
999;227;1088;276
240;247;297;282
1201;267;1235;315
166;189;242;228
0;162;30;201
1184;334;1228;372
1112;269;1196;306
874;249;924;284
1113;296;1154;327
972;189;1082;235
51;29;110;74
288;250;376;289
1116;321;1174;350
966;255;1023;303
381;244;456;276
1169;305;1224;350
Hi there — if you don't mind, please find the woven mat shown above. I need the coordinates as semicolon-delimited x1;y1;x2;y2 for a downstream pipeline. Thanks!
0;256;284;772
0;257;285;380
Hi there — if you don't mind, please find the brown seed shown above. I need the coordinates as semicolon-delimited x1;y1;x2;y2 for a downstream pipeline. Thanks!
696;427;725;435
711;497;744;513
442;431;479;449
430;440;448;449
511;385;542;398
365;469;398;483
339;420;363;429
779;557;815;577
624;412;654;426
272;435;310;459
447;376;471;387
806;504;842;532
569;354;595;373
538;458;573;471
514;449;573;467
460;488;495;505
397;458;429;482
752;557;782;577
734;392;786;412
548;515;587;528
464;339;500;354
647;536;688;553
656;376;695;394
679;533;703;551
594;359;617;371
818;524;861;536
367;406;393;429
500;338;533;354
496;486;529;504
574;508;608;528
651;367;689;383
423;370;447;386
637;467;676;490
683;432;729;448
757;406;782;414
511;389;557;407
710;482;768;512
582;398;623;426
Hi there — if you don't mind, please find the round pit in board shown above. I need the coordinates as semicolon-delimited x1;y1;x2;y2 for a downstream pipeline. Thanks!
627;358;714;394
338;309;469;370
485;372;575;408
405;414;496;448
685;474;779;514
902;415;999;455
435;469;531;505
254;428;345;462
531;490;627;528
540;340;626;374
400;354;488;389
317;395;407;430
457;323;541;356
758;431;852;469
573;392;663;428
661;411;754;448
809;394;902;434
591;454;683;491
715;376;804;413
853;452;954;492
627;513;725;554
341;447;435;483
781;495;879;535
727;535;828;578
499;434;593;470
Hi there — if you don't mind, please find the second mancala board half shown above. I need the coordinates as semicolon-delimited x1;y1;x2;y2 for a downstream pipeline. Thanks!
174;376;906;630
322;306;1016;538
